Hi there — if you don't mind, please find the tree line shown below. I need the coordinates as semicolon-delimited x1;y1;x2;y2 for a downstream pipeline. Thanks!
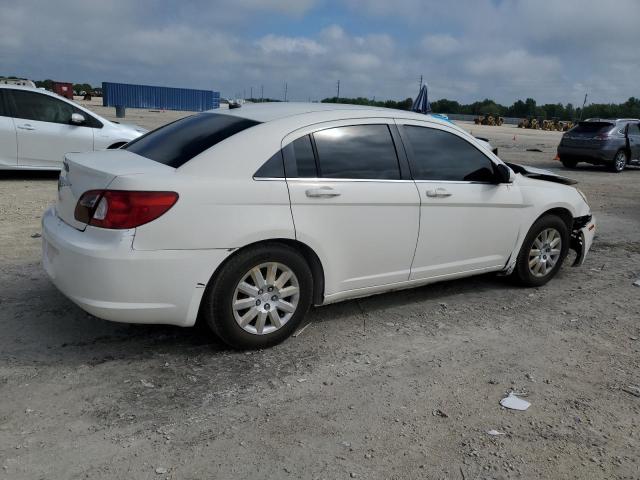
322;96;640;121
18;76;640;120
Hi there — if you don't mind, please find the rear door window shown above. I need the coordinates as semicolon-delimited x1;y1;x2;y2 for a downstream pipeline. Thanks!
312;124;400;179
627;123;640;136
124;113;260;168
282;135;318;178
402;125;495;182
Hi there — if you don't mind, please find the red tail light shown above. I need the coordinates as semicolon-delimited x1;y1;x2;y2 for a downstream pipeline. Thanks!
74;190;179;229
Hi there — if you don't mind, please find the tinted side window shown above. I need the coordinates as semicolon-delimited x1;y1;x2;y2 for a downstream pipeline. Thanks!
125;113;260;168
313;125;400;180
283;135;318;178
254;151;284;178
628;123;640;136
8;90;74;124
0;90;6;116
403;126;495;182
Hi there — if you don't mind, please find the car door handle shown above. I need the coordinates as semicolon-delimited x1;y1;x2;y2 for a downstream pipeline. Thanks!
17;124;35;130
305;187;341;198
426;188;452;198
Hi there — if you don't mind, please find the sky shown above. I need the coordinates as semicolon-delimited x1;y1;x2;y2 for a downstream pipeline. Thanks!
1;0;638;105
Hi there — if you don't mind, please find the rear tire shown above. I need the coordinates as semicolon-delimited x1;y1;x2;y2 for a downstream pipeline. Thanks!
561;159;578;169
202;243;313;349
611;150;627;172
512;215;570;287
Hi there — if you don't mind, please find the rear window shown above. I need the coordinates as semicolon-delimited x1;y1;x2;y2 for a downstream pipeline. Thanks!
572;121;614;134
124;113;260;167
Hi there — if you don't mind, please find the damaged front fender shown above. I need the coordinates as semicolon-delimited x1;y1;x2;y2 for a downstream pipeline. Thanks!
570;215;596;267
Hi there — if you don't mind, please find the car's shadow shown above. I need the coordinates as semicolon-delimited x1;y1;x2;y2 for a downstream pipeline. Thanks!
556;163;640;174
3;270;519;367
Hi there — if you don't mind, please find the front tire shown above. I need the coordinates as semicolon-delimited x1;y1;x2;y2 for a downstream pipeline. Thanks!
202;243;313;349
611;150;627;172
561;159;578;169
512;215;570;287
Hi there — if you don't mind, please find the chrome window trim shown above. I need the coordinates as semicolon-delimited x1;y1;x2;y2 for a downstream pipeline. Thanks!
283;177;415;183
252;177;286;181
414;179;498;185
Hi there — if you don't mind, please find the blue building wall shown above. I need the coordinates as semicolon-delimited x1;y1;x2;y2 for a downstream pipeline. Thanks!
102;82;220;111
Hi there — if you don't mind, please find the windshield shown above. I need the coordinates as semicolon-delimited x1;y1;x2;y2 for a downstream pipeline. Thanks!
124;113;260;167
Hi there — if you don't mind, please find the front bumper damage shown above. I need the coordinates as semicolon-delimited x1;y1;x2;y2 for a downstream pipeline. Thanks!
570;214;596;267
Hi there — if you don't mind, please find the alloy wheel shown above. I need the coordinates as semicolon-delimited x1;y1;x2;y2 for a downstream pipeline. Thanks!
232;262;300;335
528;228;562;277
614;151;627;171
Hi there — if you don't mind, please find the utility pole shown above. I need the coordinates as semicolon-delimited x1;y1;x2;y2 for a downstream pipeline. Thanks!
243;88;246;100
261;85;264;102
419;74;423;90
284;82;288;102
336;80;340;100
579;93;588;120
250;86;253;101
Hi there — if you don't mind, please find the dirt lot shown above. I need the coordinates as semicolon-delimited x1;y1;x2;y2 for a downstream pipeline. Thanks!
1;115;639;480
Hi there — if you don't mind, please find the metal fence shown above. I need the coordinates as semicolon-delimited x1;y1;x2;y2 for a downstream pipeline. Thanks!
102;82;220;112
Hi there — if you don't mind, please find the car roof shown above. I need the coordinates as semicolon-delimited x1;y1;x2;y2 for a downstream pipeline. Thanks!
0;84;44;92
205;101;448;125
584;117;639;123
0;84;67;99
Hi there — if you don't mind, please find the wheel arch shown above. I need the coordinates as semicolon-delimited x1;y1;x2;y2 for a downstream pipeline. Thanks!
537;207;573;232
204;238;325;308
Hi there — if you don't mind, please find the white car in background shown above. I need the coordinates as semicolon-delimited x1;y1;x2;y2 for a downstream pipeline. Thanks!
0;85;145;170
42;103;595;349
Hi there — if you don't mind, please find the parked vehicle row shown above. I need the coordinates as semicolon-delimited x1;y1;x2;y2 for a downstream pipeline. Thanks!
42;103;595;349
0;85;145;170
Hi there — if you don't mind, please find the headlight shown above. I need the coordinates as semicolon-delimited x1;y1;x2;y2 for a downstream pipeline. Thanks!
576;188;588;203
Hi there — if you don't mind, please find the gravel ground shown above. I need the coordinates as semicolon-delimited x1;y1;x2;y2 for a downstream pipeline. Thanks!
1;117;639;480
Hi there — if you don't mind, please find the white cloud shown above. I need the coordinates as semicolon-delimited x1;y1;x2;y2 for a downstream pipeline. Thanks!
258;35;327;56
2;0;639;104
421;34;461;56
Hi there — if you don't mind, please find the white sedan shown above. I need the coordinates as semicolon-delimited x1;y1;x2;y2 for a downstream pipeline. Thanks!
0;85;145;170
42;103;595;349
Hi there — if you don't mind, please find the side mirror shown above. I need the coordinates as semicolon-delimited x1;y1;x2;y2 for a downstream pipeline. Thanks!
70;113;86;125
495;163;514;184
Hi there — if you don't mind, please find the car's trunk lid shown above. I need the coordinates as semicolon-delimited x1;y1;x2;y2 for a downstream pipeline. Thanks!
56;150;175;231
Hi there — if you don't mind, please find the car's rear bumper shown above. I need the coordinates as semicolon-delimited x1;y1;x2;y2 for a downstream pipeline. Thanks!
557;145;617;164
42;207;229;326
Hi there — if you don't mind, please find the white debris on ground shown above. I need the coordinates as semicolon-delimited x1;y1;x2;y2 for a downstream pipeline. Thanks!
500;392;531;411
